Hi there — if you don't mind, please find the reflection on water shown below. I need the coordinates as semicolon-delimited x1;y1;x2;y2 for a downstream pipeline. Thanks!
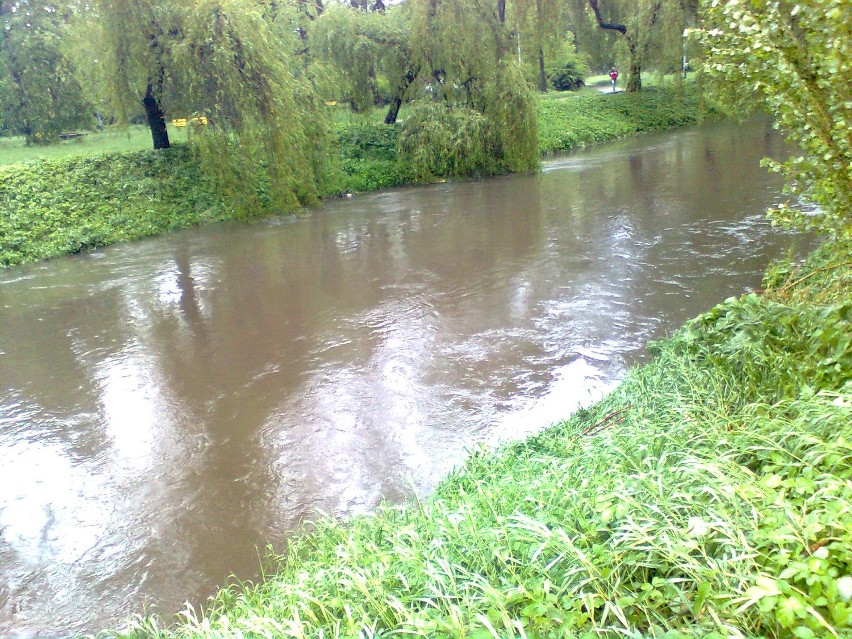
0;119;804;637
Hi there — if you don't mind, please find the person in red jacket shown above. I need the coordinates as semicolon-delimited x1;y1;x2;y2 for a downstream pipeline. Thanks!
610;67;619;93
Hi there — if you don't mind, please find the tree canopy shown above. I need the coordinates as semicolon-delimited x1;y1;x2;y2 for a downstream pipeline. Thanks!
702;0;851;237
0;0;92;142
93;0;332;211
7;0;846;228
582;0;695;91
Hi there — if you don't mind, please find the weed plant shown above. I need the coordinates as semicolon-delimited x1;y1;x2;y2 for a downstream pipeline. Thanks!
114;244;851;639
0;146;227;266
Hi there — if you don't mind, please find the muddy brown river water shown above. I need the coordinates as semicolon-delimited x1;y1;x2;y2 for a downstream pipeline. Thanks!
0;119;805;637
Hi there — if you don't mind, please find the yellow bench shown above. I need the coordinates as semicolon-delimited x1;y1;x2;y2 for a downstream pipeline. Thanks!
172;116;208;127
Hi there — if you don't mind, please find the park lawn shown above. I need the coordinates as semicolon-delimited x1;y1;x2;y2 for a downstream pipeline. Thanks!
0;78;695;167
0;124;189;166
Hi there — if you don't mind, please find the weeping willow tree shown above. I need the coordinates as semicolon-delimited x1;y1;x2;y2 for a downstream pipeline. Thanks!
94;0;177;149
310;4;414;123
507;0;568;92
400;0;540;179
93;0;331;213
178;1;332;211
583;0;680;91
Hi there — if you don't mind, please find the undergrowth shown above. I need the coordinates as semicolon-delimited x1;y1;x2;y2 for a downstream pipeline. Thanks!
537;85;716;155
0;146;228;266
111;242;851;639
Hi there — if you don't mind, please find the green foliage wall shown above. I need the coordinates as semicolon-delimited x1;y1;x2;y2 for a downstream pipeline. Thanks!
310;6;412;112
702;0;852;238
179;0;333;211
0;0;93;142
399;0;540;177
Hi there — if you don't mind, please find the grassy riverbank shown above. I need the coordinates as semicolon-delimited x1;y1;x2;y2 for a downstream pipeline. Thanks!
1;84;712;268
115;240;851;639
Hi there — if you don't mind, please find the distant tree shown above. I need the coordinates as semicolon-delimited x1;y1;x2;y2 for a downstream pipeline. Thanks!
564;0;608;73
399;0;539;177
310;4;414;123
508;0;565;92
702;0;851;237
0;0;92;143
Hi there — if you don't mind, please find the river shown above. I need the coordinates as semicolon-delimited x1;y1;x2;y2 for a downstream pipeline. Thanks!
0;119;804;637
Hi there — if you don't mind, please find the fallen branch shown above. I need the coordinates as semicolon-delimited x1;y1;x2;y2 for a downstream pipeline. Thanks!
581;406;631;437
775;260;852;295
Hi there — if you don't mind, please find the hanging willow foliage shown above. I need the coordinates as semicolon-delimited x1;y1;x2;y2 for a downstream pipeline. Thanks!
310;6;411;113
94;0;331;215
401;0;540;177
176;0;331;213
95;0;178;126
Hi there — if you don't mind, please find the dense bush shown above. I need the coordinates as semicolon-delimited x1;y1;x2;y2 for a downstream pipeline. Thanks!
0;146;226;266
545;44;590;91
397;102;503;181
337;124;400;163
547;65;586;91
334;124;412;191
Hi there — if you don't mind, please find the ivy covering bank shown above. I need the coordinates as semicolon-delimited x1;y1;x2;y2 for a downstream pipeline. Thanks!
115;240;851;639
0;85;710;268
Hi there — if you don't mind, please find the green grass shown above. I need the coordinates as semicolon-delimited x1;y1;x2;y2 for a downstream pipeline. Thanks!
111;241;852;639
537;84;714;155
0;105;401;167
0;124;195;166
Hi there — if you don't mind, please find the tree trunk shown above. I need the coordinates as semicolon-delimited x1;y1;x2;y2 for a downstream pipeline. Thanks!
385;97;402;124
384;67;417;124
143;83;170;150
538;47;547;92
627;39;642;92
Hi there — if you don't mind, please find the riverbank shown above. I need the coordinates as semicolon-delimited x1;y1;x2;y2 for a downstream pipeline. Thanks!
112;239;851;639
0;84;713;268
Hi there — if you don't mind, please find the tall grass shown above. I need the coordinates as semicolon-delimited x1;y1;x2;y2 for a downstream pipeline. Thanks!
113;243;851;639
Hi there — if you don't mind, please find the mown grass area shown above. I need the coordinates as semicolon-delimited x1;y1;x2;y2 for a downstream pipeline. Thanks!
538;84;713;154
1;83;711;267
115;241;851;639
0;124;193;166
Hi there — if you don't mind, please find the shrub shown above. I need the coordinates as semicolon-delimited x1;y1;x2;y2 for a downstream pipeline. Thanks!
397;102;502;181
545;43;590;92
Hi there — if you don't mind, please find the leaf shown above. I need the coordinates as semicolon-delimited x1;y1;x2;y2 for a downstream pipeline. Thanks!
693;581;711;617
